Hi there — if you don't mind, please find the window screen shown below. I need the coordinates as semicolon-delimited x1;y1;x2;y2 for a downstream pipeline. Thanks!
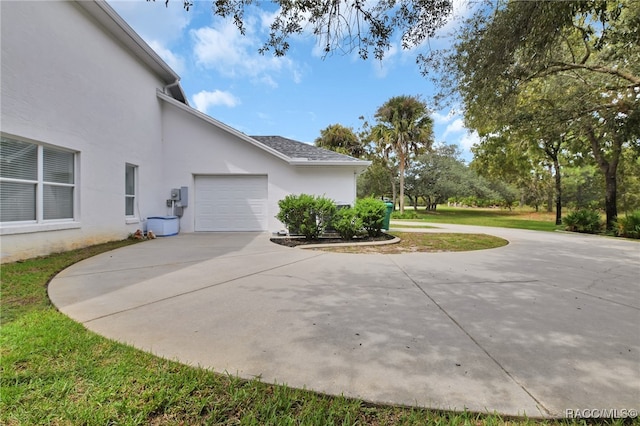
44;148;74;184
125;164;136;216
0;181;36;222
44;185;74;220
1;137;37;180
0;135;76;223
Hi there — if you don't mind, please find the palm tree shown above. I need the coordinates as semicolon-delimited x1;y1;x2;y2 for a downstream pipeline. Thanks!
371;95;434;214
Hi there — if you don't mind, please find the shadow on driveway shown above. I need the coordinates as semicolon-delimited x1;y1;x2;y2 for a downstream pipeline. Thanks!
48;228;640;418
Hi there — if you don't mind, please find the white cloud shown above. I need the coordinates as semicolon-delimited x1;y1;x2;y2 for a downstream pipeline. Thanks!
458;130;480;151
191;23;250;76
435;0;478;39
400;0;478;53
191;15;303;87
147;40;185;75
372;43;399;78
433;110;478;160
441;118;480;150
108;1;191;76
256;8;280;33
432;111;450;124
443;118;465;137
108;0;191;45
192;90;240;114
292;68;303;84
432;109;457;124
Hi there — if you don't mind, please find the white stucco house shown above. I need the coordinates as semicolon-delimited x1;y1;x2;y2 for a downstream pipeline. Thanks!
0;0;369;263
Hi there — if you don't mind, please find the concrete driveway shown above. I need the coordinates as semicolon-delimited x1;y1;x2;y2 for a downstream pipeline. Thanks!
48;224;640;418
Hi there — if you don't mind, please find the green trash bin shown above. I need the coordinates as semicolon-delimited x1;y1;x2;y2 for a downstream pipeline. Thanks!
383;202;394;230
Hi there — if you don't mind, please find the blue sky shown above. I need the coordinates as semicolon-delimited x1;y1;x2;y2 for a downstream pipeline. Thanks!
108;0;479;161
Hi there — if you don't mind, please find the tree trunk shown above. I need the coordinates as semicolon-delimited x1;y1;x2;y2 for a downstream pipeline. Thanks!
553;158;562;226
547;166;554;213
407;195;418;210
604;172;618;231
586;126;620;231
399;162;405;214
543;139;563;225
390;176;397;209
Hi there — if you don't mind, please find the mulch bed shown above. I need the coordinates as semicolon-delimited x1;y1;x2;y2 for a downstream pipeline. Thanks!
271;233;395;247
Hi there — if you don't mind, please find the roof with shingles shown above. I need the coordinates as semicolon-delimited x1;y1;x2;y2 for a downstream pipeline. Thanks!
250;135;365;163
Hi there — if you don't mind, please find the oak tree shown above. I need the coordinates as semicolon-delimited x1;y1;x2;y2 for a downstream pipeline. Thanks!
449;0;640;229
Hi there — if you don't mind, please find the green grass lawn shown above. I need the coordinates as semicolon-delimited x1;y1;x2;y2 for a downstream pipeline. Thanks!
1;241;634;425
319;232;508;254
392;206;563;232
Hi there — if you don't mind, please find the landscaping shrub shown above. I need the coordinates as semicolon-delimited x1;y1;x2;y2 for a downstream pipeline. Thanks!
562;209;603;234
332;208;363;240
392;210;419;220
277;194;336;240
460;196;478;207
355;197;386;237
615;211;640;239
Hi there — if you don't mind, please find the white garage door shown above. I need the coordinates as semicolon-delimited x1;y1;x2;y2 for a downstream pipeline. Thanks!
194;175;268;231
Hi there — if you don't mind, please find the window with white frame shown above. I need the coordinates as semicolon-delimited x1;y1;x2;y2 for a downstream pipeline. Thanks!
1;135;76;223
125;163;137;217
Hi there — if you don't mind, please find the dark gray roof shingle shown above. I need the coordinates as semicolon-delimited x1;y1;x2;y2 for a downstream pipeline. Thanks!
250;135;363;162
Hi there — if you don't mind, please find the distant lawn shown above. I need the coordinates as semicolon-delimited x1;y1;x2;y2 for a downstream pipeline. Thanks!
2;240;630;425
392;206;562;232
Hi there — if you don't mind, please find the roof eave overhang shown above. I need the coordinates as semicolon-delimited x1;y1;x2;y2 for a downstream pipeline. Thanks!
75;1;186;103
289;160;371;169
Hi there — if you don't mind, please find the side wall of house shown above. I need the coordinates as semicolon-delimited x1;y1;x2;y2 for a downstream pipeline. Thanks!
0;2;168;262
160;101;359;232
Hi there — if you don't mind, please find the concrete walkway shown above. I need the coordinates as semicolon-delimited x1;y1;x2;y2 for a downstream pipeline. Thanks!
48;224;640;418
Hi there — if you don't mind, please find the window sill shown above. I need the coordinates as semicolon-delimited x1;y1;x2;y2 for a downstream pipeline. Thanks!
0;221;81;236
125;217;140;225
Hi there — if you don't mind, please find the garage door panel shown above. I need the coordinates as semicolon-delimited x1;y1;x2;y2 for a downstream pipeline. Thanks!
195;175;267;231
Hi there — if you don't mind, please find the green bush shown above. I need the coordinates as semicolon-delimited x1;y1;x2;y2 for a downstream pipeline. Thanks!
615;211;640;239
355;198;387;237
392;210;418;220
277;194;336;240
562;209;603;234
332;208;363;240
461;196;478;207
